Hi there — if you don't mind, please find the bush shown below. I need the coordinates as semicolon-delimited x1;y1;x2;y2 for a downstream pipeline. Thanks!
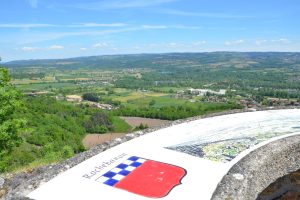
82;93;100;102
84;112;113;133
134;123;149;131
61;145;74;159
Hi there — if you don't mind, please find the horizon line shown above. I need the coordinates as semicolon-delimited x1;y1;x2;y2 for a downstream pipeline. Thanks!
2;51;300;63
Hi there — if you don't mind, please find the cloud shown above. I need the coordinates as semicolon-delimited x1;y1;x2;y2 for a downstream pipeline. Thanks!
80;48;88;51
27;0;38;8
160;9;252;19
170;25;201;30
8;24;202;45
141;25;168;29
93;42;110;48
21;45;64;51
141;24;201;30
70;23;128;28
0;23;200;32
254;38;291;46
21;46;39;51
0;23;56;28
255;40;267;46
166;42;186;48
193;41;207;46
169;42;178;46
273;38;291;44
48;45;64;50
225;40;245;46
74;0;177;10
0;23;127;29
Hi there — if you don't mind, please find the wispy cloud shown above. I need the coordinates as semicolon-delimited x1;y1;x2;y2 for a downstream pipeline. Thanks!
0;23;200;32
74;0;177;10
130;41;208;52
21;46;39;51
0;23;56;28
0;23;127;29
272;38;291;44
11;24;202;45
141;24;201;30
48;45;64;50
255;40;267;46
254;38;291;46
193;41;207;46
225;39;245;46
27;0;38;8
12;28;143;45
160;9;252;19
141;25;168;29
21;45;64;51
93;42;110;48
70;23;128;28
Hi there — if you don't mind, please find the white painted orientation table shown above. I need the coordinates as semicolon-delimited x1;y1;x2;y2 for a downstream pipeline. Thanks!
28;109;300;200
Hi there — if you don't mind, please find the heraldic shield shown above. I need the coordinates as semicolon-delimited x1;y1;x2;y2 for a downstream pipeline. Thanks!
96;156;187;198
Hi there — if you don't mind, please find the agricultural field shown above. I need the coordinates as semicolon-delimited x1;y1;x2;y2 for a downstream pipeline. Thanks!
120;117;170;128
82;133;126;149
112;91;168;103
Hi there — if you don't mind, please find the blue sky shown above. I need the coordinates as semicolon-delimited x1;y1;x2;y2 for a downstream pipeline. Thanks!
0;0;299;61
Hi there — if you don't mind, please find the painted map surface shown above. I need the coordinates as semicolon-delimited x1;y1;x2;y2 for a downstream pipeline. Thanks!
166;110;300;162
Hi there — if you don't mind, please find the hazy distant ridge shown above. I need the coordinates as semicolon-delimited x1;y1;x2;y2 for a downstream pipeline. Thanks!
4;52;300;70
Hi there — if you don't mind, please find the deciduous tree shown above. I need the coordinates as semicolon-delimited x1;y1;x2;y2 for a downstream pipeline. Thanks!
0;67;25;156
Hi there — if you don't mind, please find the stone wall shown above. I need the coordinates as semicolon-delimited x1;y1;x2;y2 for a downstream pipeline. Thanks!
211;135;300;200
257;169;300;200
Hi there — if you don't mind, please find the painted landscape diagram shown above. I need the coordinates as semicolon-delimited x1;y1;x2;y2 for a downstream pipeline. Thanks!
166;110;300;163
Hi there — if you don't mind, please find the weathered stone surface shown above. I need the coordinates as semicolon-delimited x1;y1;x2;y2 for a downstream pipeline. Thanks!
211;135;300;200
0;178;4;188
281;191;300;200
0;189;7;199
257;169;300;200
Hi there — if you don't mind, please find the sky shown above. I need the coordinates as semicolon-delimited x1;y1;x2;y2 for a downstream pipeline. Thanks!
0;0;300;61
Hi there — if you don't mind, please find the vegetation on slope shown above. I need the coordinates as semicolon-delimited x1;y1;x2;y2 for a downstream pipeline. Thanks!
0;68;26;169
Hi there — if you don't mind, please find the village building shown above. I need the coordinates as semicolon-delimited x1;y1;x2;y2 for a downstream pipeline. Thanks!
66;95;82;102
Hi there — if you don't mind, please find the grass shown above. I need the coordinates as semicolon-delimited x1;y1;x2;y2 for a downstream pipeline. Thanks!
123;95;191;108
112;91;167;102
122;95;237;115
145;92;167;97
113;88;131;93
12;79;54;84
15;82;78;91
111;116;132;132
151;86;187;93
113;92;146;102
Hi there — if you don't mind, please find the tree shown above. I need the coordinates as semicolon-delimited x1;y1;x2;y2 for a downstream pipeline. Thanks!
149;99;156;106
82;93;100;102
84;112;112;133
0;67;25;156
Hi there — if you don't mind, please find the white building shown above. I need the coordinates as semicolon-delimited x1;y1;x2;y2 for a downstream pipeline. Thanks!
188;88;226;96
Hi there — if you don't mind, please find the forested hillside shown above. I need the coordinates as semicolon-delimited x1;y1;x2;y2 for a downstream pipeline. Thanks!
5;52;300;70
